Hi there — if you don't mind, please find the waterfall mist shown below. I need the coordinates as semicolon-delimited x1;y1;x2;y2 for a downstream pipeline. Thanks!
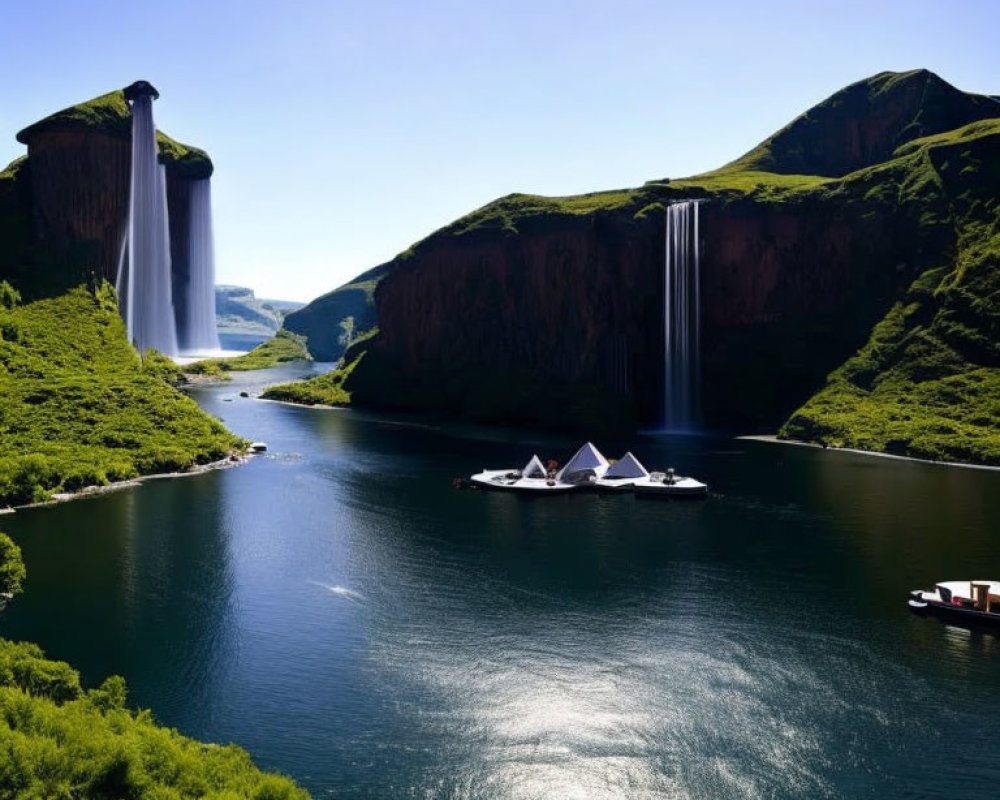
179;179;220;350
123;94;178;355
663;201;701;430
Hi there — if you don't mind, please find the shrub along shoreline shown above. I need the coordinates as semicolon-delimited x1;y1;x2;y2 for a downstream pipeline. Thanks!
0;532;310;799
0;282;246;507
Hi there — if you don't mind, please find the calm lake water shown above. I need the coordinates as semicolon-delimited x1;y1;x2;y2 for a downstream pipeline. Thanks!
3;363;1000;799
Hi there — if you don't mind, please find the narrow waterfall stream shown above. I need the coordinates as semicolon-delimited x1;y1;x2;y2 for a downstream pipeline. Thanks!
124;91;178;355
179;179;221;350
663;200;701;429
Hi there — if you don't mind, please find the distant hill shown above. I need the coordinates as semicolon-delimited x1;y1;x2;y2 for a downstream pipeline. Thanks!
282;262;390;361
215;285;304;335
722;69;1000;177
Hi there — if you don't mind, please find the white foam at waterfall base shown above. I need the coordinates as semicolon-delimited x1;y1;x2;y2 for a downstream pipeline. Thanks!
171;350;248;366
180;179;221;351
123;94;178;355
663;201;701;430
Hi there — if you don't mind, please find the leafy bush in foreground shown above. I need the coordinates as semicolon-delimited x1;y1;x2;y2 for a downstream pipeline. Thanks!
0;534;309;799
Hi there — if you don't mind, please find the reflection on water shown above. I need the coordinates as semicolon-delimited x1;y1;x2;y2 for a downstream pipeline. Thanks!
2;365;1000;798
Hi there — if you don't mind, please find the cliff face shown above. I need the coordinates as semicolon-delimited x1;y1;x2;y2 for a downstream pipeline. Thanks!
283;262;389;361
359;191;924;429
2;85;213;298
25;128;131;287
322;68;997;436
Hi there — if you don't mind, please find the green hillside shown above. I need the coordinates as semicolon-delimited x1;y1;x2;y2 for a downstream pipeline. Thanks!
0;283;243;507
283;262;389;361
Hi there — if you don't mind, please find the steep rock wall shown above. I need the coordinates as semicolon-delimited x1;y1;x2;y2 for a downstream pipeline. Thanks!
24;128;131;285
4;86;214;301
359;194;929;430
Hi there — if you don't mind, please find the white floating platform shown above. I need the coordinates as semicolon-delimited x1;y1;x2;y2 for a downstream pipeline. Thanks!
469;469;583;494
632;471;708;498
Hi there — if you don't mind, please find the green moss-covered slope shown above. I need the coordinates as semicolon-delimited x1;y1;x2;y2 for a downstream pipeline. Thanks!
779;112;1000;464
781;227;1000;465
262;351;365;405
0;637;309;800
0;283;243;506
184;330;310;376
721;68;1000;177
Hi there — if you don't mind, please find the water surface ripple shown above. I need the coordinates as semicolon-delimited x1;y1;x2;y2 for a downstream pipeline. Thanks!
3;363;1000;798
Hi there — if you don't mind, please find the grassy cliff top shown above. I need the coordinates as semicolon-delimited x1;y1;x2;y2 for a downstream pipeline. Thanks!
308;70;995;292
15;88;213;179
16;89;132;142
429;189;640;241
0;156;26;182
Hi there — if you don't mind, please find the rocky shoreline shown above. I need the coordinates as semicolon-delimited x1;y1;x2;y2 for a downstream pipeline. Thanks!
1;452;254;514
740;435;1000;472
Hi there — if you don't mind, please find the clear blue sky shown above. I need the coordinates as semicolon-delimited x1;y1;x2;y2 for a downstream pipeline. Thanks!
1;0;998;301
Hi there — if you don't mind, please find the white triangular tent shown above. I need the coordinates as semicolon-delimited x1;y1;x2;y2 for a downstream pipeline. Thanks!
557;442;609;480
604;452;648;479
521;455;548;479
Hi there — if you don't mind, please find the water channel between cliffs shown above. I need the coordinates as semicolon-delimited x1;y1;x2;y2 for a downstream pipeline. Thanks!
2;361;1000;799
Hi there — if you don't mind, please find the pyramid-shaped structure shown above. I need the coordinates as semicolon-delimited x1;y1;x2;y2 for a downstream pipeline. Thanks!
521;455;548;479
604;452;648;479
557;442;609;480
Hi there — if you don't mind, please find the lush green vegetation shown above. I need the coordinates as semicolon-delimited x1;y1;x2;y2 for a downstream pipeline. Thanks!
261;352;364;406
183;330;310;376
666;170;830;200
781;226;1000;465
16;90;132;141
0;283;243;506
0;532;26;601
430;190;640;241
0;533;309;799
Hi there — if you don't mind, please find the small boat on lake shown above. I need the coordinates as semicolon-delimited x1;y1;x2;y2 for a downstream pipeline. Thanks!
632;468;708;499
908;580;1000;625
469;442;608;494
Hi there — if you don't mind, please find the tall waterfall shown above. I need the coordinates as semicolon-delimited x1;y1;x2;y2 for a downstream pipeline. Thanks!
122;93;178;355
663;200;701;430
179;179;221;350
